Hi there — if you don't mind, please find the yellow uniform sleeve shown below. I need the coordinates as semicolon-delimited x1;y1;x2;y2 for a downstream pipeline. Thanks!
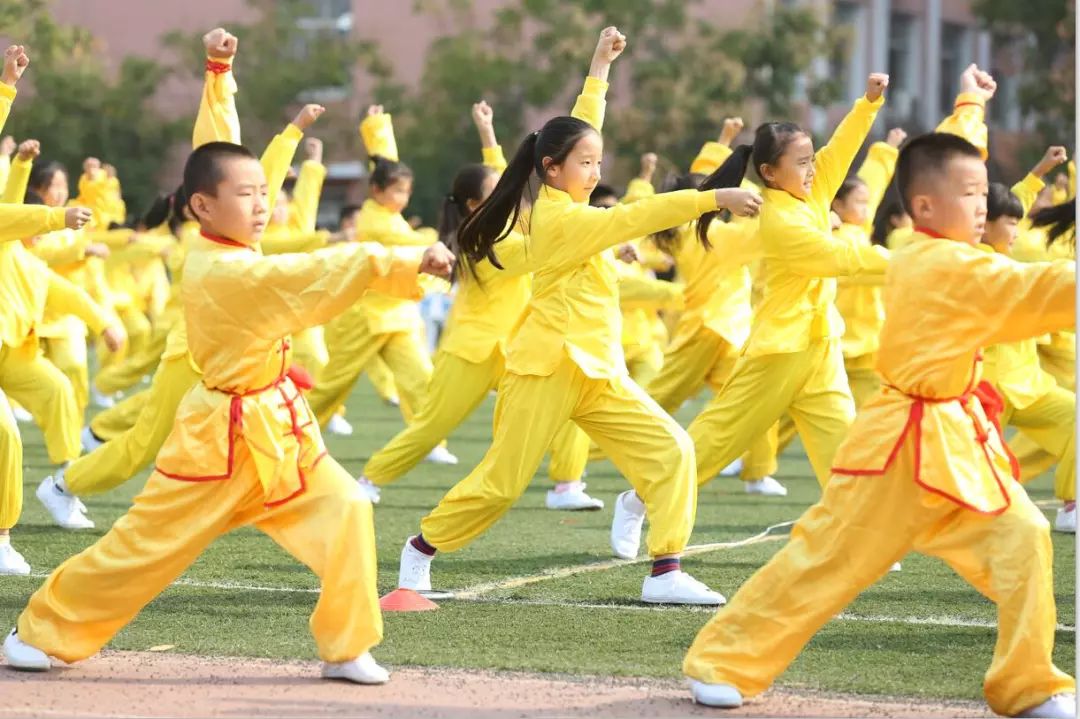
32;230;89;267
0;205;67;243
473;231;532;284
855;141;899;232
289;160;327;234
2;155;32;204
622;178;655;204
540;189;716;271
765;217;888;278
967;253;1076;346
690;141;734;175
1011;173;1045;217
46;270;110;334
104;234;176;265
570;76;608;131
0;153;9;197
704;218;764;270
811;95;884;207
87;228;137;250
0;82;14;136
260;124;303;219
482;145;508;174
200;242;425;341
619;273;683;310
360;113;399;161
935;92;988;159
260;230;330;255
193;57;240;148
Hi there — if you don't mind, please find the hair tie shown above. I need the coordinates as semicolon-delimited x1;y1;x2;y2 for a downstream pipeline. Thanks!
447;193;458;203
532;130;540;138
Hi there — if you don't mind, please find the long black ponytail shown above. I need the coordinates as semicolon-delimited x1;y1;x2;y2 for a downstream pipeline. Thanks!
439;163;498;283
1031;200;1077;248
695;144;753;247
456;115;596;281
650;171;705;255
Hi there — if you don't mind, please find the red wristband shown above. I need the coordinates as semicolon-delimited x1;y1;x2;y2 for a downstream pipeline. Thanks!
205;60;231;75
954;101;982;110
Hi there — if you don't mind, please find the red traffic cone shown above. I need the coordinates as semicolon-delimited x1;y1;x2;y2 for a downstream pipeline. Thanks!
379;588;439;612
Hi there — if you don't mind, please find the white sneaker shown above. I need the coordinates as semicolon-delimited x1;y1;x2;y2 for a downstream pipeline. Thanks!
322;652;390;685
1054;506;1076;533
81;425;104;452
743;477;787;496
90;389;115;409
424;446;458;465
386;396;400;407
719;458;743;477
327;414;354;436
642;570;726;605
356;477;381;504
11;406;32;424
0;544;30;575
398;537;432;591
689;679;743;708
1017;693;1077;719
890;562;902;572
36;474;94;530
546;482;604;511
610;490;646;560
3;629;50;671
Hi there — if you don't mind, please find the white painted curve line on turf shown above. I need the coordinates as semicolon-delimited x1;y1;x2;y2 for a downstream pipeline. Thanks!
450;520;797;600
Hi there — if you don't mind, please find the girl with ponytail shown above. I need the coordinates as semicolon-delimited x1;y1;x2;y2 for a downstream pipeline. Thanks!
359;101;537;500
399;27;762;607
644;119;785;497
683;74;893;504
307;104;462;467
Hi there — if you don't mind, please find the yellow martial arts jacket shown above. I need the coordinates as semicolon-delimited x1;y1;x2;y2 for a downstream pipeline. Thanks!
504;75;718;380
834;141;898;360
0;206;69;242
981;174;1067;409
747;95;889;358
153;234;427;505
832;230;1075;514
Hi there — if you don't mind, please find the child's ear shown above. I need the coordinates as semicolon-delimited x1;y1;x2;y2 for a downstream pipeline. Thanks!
190;192;211;220
909;195;931;220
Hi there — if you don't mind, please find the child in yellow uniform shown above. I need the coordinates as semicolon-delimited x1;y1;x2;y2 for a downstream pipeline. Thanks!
979;149;1076;534
684;129;1076;719
42;29;324;519
4;78;455;684
643;121;784;495
832;128;905;409
359;101;535;500
686;73;891;489
308;106;457;465
398;28;761;605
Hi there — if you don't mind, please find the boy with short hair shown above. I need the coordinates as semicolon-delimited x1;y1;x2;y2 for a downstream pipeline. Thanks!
5;106;455;685
683;132;1076;719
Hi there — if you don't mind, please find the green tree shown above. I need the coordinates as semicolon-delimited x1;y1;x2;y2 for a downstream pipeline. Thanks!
0;0;188;220
368;0;839;223
973;0;1075;149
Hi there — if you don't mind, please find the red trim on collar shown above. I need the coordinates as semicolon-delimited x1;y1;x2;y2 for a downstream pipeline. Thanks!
200;230;252;250
912;226;949;240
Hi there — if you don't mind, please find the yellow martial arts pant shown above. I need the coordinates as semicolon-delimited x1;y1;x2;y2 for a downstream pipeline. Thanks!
94;322;168;396
688;340;854;488
43;325;90;416
646;329;779;482
0;390;23;530
18;442;382;665
844;353;881;411
66;355;201;497
309;311;432;429
89;390;148;441
97;305;151;370
1002;387;1076;502
581;344;666;465
683;440;1075;717
420;356;696;558
364;349;503;485
364;354;400;404
292;326;329;386
0;341;81;466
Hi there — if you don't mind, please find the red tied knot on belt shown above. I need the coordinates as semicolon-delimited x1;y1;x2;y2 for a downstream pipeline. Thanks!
286;364;314;391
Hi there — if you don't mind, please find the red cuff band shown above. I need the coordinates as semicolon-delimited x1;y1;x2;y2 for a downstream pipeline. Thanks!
205;60;231;75
954;101;982;110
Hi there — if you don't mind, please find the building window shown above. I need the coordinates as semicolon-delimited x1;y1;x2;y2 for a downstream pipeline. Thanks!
830;1;861;101
940;23;974;113
887;12;919;124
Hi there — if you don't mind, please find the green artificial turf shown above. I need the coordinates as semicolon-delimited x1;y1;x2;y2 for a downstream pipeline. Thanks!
0;379;1073;703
